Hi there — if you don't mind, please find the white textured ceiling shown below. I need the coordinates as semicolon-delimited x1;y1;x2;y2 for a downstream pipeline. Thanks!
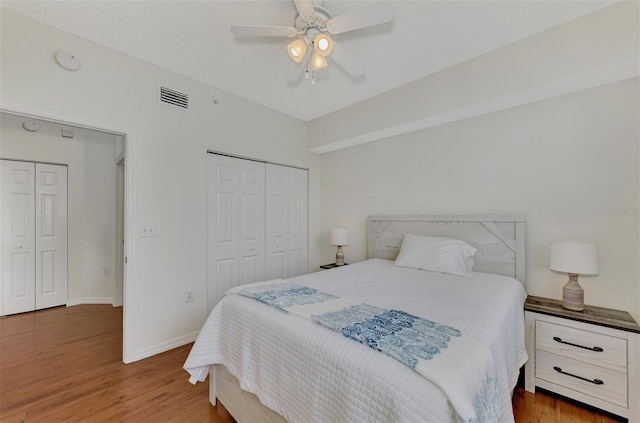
1;0;614;121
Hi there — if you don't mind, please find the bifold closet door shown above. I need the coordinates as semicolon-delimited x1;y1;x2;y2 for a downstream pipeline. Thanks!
34;163;68;310
0;160;67;315
266;164;308;280
207;154;265;313
237;160;266;286
1;160;36;315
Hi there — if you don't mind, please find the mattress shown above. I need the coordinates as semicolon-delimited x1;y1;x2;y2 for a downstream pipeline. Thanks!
184;258;528;423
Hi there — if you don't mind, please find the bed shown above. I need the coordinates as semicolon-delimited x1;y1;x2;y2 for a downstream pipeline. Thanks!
185;215;528;423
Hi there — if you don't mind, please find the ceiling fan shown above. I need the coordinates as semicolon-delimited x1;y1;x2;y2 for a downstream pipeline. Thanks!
230;0;393;84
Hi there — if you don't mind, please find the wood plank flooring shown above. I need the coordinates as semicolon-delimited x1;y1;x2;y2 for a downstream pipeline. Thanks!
0;305;231;423
512;386;624;423
0;305;626;422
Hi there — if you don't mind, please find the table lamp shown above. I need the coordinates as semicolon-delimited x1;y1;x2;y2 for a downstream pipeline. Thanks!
549;241;599;311
330;228;349;266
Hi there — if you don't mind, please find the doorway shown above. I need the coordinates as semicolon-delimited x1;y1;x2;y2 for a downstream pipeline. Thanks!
114;156;125;307
0;109;132;362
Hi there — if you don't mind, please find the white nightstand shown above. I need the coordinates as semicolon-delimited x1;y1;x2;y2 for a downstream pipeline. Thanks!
524;296;640;421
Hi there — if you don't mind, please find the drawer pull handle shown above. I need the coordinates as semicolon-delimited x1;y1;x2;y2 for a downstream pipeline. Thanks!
553;336;603;352
553;366;604;385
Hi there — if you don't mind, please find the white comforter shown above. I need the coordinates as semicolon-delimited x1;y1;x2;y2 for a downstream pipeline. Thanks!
184;259;528;423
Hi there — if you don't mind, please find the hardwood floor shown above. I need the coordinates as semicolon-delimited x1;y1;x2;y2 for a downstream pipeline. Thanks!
0;305;626;422
512;386;624;423
0;305;231;423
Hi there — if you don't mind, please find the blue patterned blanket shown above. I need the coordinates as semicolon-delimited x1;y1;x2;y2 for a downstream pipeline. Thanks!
231;281;501;423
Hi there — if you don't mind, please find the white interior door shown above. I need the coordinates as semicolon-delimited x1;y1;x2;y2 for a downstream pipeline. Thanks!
1;160;36;315
266;164;308;280
266;164;289;280
208;156;305;310
35;163;68;310
207;154;239;313
238;160;265;286
287;167;308;278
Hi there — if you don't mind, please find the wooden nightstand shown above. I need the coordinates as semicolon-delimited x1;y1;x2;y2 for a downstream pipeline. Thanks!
524;296;640;421
319;263;348;270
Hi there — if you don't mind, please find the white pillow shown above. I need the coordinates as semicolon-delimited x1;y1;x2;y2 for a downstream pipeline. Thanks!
394;234;478;276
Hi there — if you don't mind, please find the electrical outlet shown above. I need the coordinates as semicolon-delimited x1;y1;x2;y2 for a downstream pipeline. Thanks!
140;224;156;238
185;289;195;303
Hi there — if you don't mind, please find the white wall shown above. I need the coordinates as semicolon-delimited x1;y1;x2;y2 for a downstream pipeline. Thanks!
82;127;119;302
320;78;639;319
0;112;119;304
309;1;639;153
0;9;321;361
313;1;639;320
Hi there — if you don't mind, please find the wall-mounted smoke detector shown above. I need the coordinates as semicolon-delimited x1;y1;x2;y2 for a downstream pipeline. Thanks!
22;120;40;132
157;84;189;110
55;51;81;71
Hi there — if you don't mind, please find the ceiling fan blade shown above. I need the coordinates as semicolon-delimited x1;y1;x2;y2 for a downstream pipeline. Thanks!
330;42;365;78
294;0;315;20
326;2;393;35
285;60;305;82
230;25;297;38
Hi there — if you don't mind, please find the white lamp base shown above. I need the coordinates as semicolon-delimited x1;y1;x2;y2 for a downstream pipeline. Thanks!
335;246;344;266
562;273;584;311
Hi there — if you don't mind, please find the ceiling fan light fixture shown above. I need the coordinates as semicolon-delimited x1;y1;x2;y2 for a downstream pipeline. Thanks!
232;0;394;83
312;52;328;70
313;33;333;57
287;38;307;63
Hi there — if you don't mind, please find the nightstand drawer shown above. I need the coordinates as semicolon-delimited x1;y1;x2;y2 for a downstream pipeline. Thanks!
536;350;627;407
536;320;627;372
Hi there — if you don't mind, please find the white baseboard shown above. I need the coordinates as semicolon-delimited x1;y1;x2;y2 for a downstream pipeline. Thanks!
66;297;113;306
133;331;199;362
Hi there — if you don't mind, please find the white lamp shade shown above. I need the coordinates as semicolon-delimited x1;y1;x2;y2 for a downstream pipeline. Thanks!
314;33;333;57
287;38;307;63
312;52;328;70
550;241;598;275
330;228;349;246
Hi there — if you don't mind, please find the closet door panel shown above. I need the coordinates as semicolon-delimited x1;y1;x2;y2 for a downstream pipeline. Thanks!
270;252;286;281
266;164;308;280
215;258;235;301
266;164;289;280
1;160;36;315
208;155;239;313
238;160;265;286
35;163;68;310
287;168;308;278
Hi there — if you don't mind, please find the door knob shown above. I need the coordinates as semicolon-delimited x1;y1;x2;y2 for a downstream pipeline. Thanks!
16;245;23;249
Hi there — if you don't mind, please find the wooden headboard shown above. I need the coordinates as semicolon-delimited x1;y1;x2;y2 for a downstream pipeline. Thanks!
367;215;526;286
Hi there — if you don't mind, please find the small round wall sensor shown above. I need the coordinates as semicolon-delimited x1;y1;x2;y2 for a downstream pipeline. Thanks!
55;51;81;71
22;120;40;132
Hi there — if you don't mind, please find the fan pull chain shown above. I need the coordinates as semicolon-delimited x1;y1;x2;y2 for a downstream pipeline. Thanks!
305;45;314;85
310;41;316;85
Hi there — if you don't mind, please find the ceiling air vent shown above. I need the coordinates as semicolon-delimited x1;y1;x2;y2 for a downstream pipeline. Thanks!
157;84;189;110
